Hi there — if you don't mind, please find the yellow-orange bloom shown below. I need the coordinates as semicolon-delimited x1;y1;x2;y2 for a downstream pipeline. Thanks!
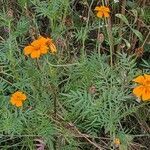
24;36;57;58
132;74;150;101
94;6;110;18
10;91;27;107
114;138;120;146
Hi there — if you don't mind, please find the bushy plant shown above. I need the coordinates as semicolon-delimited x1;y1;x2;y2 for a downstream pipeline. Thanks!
0;0;149;149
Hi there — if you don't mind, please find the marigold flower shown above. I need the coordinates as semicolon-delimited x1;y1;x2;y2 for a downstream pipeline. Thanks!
114;138;120;146
94;6;110;18
24;36;57;58
132;74;150;101
10;91;27;107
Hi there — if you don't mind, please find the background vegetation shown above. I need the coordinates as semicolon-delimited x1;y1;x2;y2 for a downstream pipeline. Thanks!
0;0;149;149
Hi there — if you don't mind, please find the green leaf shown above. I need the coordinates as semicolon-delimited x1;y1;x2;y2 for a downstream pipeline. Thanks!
115;14;129;26
122;38;131;49
130;9;138;24
131;28;143;41
17;0;28;7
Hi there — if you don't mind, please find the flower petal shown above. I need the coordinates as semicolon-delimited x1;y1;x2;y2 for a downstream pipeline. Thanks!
31;51;41;58
97;12;103;18
144;74;150;81
37;36;48;45
103;12;110;17
49;43;57;53
133;85;145;98
132;75;145;84
15;101;23;107
24;46;34;55
40;46;48;54
142;88;150;101
104;7;110;12
46;38;52;44
21;94;27;101
94;6;101;11
31;39;40;47
10;98;17;105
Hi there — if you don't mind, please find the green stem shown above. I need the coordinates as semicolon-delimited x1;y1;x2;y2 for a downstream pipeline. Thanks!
106;19;114;67
81;0;94;61
102;0;114;67
98;21;101;57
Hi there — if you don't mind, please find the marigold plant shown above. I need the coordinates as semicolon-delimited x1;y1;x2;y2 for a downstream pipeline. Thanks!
132;74;150;101
10;91;27;107
0;0;149;149
94;6;110;18
24;36;56;58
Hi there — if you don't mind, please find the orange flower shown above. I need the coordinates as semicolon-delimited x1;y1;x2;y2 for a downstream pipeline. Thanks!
24;36;57;58
114;138;120;146
132;74;150;101
94;6;110;18
10;91;27;107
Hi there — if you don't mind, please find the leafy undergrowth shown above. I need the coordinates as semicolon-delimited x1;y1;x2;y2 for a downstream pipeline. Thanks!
0;0;150;150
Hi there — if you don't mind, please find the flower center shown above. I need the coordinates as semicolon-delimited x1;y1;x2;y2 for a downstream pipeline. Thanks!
16;96;22;100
